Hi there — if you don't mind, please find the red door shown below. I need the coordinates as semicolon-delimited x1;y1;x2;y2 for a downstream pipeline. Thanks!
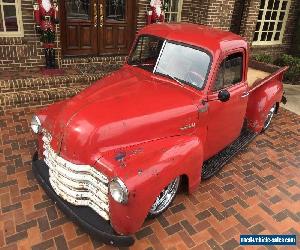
204;51;249;160
60;0;136;56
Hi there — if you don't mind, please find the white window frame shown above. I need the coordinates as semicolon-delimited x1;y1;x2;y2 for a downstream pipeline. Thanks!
164;0;183;22
252;0;291;45
0;0;24;37
252;0;291;46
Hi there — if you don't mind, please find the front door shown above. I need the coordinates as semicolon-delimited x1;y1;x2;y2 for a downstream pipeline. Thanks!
204;51;249;160
61;0;136;56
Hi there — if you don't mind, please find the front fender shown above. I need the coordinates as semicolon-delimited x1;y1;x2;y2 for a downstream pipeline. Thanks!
246;79;283;132
107;135;203;235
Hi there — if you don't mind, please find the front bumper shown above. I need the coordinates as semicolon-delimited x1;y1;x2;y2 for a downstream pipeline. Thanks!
32;152;134;247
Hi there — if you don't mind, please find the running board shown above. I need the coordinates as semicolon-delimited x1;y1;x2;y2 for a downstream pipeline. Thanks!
201;129;257;180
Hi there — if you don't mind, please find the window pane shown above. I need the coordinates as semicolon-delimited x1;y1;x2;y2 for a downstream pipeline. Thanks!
263;22;269;31
170;14;177;22
106;0;126;21
267;32;273;41
171;0;179;12
3;5;18;31
265;10;271;20
213;62;225;91
267;0;274;9
281;1;288;10
276;22;282;31
258;10;263;20
165;13;170;22
253;32;259;41
3;0;15;3
66;0;91;20
260;0;265;9
261;32;267;40
224;53;243;86
274;32;280;40
269;22;275;31
273;0;280;10
279;12;285;20
271;11;277;20
256;22;261;31
0;8;4;32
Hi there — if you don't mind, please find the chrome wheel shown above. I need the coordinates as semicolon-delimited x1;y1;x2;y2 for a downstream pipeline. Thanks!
149;177;180;216
263;104;276;131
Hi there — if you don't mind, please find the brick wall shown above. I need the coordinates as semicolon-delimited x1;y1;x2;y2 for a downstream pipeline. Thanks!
205;0;236;30
0;0;299;72
185;0;210;25
136;0;148;31
230;0;247;33
0;0;46;71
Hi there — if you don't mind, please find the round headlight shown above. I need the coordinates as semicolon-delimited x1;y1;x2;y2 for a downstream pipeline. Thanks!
31;115;41;134
109;178;128;204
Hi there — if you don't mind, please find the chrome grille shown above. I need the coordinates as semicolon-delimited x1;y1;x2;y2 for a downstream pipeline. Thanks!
42;131;110;220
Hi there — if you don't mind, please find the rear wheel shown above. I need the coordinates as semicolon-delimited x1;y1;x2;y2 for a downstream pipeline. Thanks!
262;104;276;131
148;177;180;218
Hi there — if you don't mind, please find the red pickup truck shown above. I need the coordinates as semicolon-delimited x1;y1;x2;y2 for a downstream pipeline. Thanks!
31;23;287;246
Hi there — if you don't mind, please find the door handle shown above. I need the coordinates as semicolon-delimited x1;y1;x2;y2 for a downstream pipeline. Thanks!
241;92;249;98
93;3;97;27
99;4;103;27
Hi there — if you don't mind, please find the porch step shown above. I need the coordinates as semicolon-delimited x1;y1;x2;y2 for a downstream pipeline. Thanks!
0;73;105;94
0;63;120;109
60;56;126;69
0;85;88;109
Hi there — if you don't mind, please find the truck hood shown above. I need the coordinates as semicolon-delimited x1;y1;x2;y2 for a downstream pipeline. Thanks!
41;66;200;165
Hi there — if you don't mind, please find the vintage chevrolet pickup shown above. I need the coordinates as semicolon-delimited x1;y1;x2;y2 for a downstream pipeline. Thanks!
31;23;287;246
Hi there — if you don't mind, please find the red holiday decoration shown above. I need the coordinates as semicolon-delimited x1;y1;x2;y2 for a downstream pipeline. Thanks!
33;0;59;68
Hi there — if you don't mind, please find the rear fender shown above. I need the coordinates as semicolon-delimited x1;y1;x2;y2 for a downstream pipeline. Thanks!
107;135;203;235
246;80;283;132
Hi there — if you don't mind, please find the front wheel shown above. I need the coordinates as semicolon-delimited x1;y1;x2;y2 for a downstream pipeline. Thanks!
262;104;276;131
148;177;180;218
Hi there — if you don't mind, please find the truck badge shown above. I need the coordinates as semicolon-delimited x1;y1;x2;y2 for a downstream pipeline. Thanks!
180;123;196;131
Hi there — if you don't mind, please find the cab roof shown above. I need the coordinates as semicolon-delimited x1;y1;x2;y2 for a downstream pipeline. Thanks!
138;23;248;56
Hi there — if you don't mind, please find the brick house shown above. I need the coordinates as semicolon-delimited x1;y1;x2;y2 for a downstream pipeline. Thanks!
0;0;299;71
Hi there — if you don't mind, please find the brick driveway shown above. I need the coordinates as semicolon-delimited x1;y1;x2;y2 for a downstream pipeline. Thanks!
0;106;299;250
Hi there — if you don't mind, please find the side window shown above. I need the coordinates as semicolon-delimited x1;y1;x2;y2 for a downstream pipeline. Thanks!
213;52;243;91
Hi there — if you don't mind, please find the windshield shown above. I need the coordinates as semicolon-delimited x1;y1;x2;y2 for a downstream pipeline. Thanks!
128;36;164;72
128;35;211;89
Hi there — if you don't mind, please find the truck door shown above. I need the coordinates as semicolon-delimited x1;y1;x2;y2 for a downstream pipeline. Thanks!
204;51;249;160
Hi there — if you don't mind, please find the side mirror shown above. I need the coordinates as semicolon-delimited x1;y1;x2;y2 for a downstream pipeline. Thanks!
218;89;230;102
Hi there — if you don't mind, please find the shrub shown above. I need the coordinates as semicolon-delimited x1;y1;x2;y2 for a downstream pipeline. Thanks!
274;54;300;82
252;54;272;64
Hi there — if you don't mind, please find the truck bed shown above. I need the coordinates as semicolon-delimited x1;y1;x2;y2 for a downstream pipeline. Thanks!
247;67;270;87
247;60;288;90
